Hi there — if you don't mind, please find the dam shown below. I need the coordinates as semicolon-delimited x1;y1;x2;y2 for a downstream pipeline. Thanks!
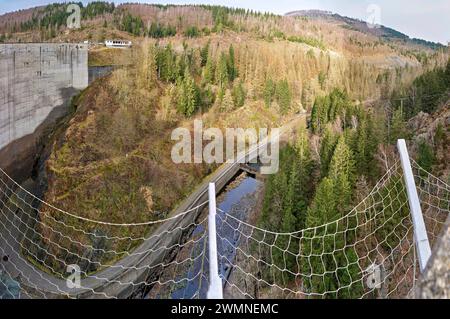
0;43;88;181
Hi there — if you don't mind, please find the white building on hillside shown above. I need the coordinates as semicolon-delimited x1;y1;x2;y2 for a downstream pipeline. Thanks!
105;40;132;48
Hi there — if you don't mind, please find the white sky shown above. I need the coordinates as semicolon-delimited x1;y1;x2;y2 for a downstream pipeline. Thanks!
1;0;449;44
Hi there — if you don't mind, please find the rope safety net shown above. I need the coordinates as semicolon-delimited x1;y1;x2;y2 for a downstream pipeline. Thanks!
0;158;448;299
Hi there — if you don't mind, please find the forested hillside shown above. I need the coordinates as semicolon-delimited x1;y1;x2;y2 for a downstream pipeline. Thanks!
2;2;448;285
257;60;449;298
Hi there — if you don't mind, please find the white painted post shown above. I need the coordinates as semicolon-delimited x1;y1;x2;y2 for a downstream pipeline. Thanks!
207;182;223;299
397;139;432;272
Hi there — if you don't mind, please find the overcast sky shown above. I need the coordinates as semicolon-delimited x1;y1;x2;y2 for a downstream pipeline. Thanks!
1;0;449;44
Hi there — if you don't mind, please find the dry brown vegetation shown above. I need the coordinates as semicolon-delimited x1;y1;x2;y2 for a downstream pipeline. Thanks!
88;47;132;66
7;3;447;275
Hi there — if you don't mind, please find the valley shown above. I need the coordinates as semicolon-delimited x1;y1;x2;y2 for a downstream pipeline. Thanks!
0;2;448;299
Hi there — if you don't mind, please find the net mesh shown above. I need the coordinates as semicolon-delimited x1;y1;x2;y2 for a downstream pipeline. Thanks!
216;160;449;299
0;157;448;299
0;168;209;299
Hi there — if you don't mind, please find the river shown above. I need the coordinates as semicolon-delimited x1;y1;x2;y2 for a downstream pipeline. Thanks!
145;173;263;299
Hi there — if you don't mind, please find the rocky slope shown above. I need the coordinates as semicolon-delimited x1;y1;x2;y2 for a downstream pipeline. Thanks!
408;99;450;180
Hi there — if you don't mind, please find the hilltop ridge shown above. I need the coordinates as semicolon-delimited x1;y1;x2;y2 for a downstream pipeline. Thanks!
285;9;445;50
0;3;446;51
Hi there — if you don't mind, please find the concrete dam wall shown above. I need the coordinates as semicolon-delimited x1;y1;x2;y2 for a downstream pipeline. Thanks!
0;43;88;181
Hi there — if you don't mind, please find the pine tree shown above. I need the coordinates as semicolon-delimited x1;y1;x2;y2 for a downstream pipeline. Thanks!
216;52;229;88
328;88;347;122
354;115;368;173
156;44;177;82
310;100;320;133
303;171;362;297
227;44;238;82
301;82;314;111
353;113;378;180
259;147;295;232
273;187;298;282
305;178;337;230
328;135;356;215
258;165;290;283
203;55;215;84
318;71;326;89
232;80;246;108
319;127;337;178
263;78;276;108
220;89;234;112
329;135;355;183
200;40;210;67
140;44;158;89
276;79;291;114
177;68;198;116
293;126;314;229
376;176;409;250
417;139;435;173
320;96;331;129
390;108;407;143
310;96;330;133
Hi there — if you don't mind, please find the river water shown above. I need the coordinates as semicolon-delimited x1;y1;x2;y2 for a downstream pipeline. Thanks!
146;174;263;299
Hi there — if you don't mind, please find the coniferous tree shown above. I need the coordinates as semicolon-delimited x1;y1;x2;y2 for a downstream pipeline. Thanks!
376;176;409;250
310;96;330;133
301;82;314;111
417;139;436;173
216;52;229;88
139;44;158;90
352;113;379;180
156;44;177;82
354;115;368;173
227;44;238;82
328;135;355;215
200;40;210;67
220;89;234;112
302;177;338;296
263;78;276;108
390;108;407;143
328;89;347;123
273;178;298;282
303;138;362;298
199;84;215;111
203;55;215;84
319;127;337;178
329;135;355;182
293;126;314;229
177;68;198;116
310;99;320;133
276;79;291;114
232;80;246;108
184;26;200;37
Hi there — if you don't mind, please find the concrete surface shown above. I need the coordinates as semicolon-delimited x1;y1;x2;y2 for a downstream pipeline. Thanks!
0;43;88;181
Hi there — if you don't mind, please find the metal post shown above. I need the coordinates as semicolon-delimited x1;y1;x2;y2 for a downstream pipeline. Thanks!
397;139;431;272
207;182;223;299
